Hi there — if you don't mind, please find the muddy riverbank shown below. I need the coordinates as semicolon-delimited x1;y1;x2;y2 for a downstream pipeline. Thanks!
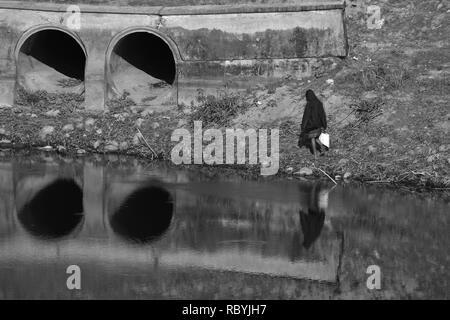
0;102;449;193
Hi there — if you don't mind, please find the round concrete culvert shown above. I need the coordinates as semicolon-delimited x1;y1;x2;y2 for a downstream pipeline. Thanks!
15;28;86;105
107;31;176;108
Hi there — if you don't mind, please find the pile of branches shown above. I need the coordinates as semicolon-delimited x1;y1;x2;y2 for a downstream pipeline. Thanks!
351;98;384;125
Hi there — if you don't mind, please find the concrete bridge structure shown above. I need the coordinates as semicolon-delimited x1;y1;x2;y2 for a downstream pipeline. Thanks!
0;0;348;111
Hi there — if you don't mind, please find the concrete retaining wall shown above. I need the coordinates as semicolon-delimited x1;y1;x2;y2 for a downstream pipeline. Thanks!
0;1;347;110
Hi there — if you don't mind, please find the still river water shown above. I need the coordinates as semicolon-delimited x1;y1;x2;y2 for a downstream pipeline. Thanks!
0;152;448;299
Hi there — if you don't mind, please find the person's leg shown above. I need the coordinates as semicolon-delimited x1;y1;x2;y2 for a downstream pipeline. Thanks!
311;138;317;159
316;138;325;155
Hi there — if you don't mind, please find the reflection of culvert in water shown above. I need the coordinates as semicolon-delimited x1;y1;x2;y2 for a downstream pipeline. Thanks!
18;179;84;239
110;186;174;244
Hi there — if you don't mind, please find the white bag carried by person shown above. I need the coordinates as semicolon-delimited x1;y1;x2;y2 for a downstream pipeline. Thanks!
318;133;330;148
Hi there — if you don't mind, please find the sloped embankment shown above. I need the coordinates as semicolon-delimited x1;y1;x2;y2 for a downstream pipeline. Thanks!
229;0;450;189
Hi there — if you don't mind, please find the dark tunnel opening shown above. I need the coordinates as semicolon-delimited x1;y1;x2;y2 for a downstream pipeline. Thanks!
110;185;174;244
19;29;86;81
18;179;84;239
112;32;176;85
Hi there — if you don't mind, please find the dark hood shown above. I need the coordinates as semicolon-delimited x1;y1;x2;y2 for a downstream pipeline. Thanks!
305;89;318;103
301;89;327;131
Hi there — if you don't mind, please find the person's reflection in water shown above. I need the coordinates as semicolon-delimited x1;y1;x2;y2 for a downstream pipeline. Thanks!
18;179;84;239
300;183;328;249
291;183;329;260
110;185;173;244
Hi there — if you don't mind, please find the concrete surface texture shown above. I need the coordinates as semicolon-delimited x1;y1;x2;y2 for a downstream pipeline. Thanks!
0;1;347;110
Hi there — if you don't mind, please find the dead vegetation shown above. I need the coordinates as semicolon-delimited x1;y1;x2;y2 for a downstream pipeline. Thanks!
15;86;84;114
340;98;384;137
106;91;136;113
57;78;83;88
188;89;253;127
344;62;411;91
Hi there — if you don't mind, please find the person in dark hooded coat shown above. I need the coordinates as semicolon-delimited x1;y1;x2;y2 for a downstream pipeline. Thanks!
298;89;328;157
